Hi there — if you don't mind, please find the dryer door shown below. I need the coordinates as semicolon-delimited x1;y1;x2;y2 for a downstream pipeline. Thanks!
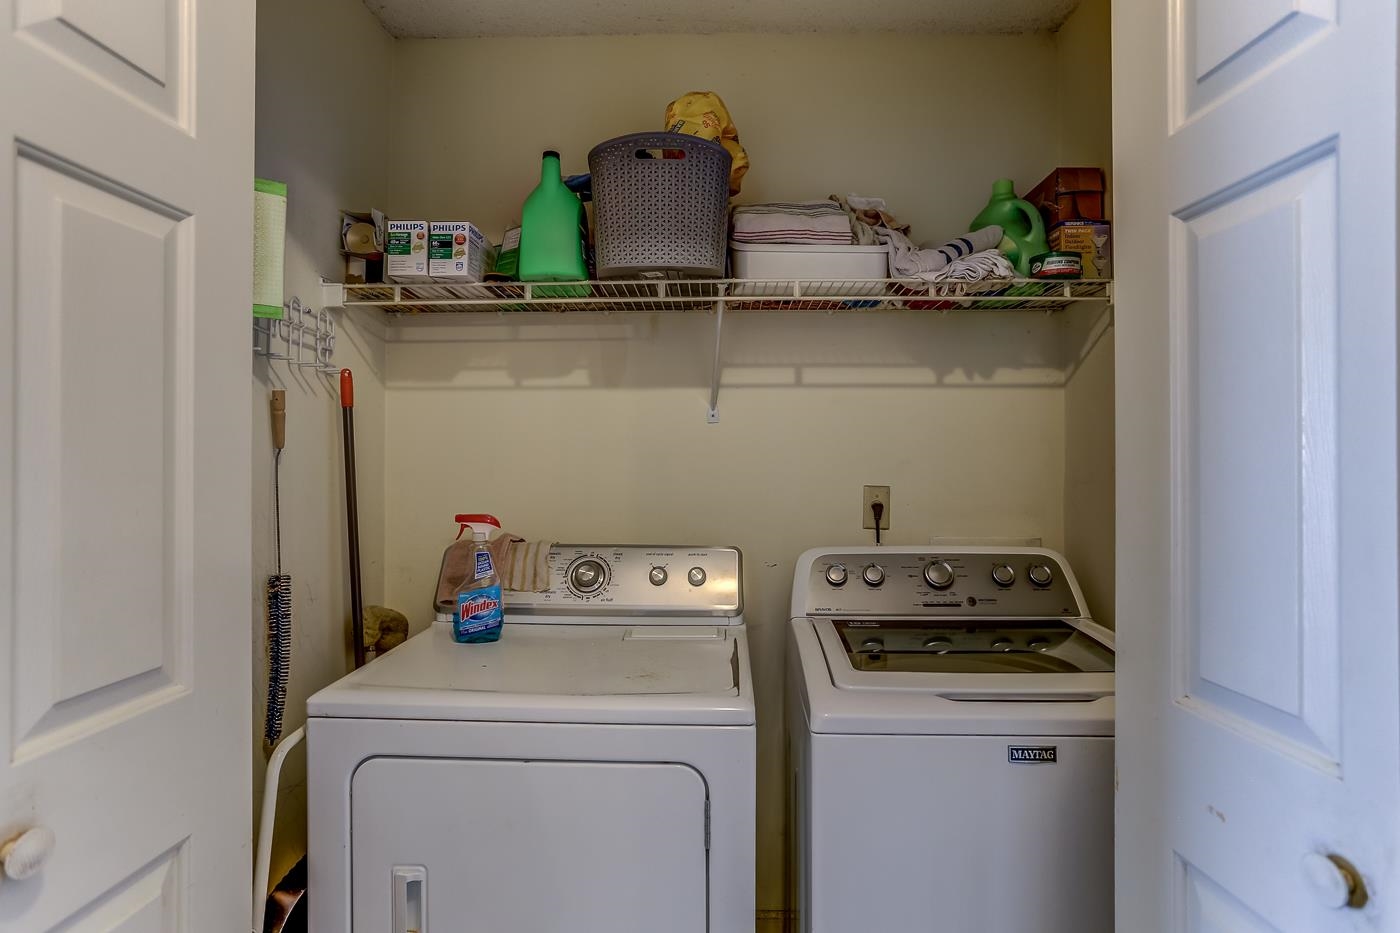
351;757;708;933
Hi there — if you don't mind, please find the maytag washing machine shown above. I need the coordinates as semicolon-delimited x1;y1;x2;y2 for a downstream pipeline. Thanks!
788;546;1114;933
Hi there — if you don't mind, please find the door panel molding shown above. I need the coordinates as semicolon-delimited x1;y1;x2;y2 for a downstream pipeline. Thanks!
1168;144;1340;771
10;149;195;761
14;0;190;129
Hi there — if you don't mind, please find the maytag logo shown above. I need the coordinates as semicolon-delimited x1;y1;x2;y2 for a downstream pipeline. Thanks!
1008;745;1057;764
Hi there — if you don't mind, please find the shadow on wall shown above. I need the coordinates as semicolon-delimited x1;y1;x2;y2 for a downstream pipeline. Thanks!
383;309;1084;391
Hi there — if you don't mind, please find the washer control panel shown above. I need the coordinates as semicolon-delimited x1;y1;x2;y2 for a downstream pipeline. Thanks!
802;549;1082;618
506;545;743;619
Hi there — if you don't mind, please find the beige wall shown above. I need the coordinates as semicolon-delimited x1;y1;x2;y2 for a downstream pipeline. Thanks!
388;32;1066;244
1056;0;1114;182
252;0;392;891
1058;0;1116;626
1064;315;1116;625
381;312;1068;914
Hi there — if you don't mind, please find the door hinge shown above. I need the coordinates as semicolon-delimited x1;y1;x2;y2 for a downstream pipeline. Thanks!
704;800;711;850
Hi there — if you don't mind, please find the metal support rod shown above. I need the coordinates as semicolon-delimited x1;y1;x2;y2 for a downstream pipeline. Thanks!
707;285;727;423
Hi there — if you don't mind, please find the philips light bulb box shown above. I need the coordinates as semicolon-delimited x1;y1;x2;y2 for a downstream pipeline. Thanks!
385;219;429;282
429;221;492;283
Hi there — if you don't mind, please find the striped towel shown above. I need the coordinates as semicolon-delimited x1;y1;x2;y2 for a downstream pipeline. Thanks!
877;224;1008;282
490;535;555;592
732;201;854;245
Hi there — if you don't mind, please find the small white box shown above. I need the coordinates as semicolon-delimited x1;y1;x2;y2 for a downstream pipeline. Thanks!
729;242;889;297
429;221;490;282
386;220;429;282
729;242;889;280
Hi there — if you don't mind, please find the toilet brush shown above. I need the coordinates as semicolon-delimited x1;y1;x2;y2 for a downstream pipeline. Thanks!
264;389;292;745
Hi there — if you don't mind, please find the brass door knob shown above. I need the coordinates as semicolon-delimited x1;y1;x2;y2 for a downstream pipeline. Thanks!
1302;853;1368;909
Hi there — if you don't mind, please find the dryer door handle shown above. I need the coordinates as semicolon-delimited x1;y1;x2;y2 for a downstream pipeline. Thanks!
393;864;427;932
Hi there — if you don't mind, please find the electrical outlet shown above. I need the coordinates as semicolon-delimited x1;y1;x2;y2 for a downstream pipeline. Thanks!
862;485;891;530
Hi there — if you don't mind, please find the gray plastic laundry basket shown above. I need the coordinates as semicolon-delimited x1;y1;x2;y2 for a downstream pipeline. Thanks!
588;132;731;279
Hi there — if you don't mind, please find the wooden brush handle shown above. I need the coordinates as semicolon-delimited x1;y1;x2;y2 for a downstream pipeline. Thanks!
270;390;286;450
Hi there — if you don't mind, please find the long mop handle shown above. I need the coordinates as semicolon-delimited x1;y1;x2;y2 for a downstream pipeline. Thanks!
340;369;366;669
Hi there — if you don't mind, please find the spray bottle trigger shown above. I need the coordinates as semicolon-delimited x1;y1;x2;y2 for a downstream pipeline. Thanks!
453;513;502;540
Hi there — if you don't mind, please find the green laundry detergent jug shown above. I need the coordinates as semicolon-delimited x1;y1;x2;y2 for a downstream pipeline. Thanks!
970;179;1047;277
519;150;588;294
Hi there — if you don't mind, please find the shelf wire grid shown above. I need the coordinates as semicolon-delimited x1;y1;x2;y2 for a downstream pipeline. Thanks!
335;278;1112;315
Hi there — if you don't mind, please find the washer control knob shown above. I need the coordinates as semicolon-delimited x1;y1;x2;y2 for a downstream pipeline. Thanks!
825;564;848;587
923;636;954;651
687;567;707;587
570;559;606;593
992;637;1014;651
923;560;955;589
860;638;885;653
1027;637;1052;651
991;563;1016;587
1028;563;1054;587
862;564;885;587
648;566;668;586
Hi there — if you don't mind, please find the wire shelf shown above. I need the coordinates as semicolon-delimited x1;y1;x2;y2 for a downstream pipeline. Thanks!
326;278;1112;316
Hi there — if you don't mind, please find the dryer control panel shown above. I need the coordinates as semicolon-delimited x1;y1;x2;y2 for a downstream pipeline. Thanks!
800;549;1084;619
506;545;743;620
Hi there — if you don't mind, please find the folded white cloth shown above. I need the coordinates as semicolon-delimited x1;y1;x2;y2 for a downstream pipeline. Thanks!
732;201;854;244
921;249;1016;282
876;224;1008;282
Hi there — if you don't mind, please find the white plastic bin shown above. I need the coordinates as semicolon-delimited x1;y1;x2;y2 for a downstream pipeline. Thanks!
729;242;889;281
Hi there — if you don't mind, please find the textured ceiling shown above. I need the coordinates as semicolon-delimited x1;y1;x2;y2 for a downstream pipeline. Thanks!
363;0;1081;38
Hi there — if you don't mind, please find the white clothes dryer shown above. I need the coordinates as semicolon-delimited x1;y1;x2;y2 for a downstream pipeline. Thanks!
308;545;754;933
788;546;1114;933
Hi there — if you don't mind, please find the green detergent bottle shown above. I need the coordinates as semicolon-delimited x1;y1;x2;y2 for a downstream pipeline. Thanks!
519;150;588;288
970;179;1047;276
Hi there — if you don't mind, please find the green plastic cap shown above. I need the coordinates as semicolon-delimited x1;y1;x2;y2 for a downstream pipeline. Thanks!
992;178;1015;196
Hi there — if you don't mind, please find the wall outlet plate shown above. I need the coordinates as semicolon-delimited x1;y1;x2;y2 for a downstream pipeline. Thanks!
862;485;891;530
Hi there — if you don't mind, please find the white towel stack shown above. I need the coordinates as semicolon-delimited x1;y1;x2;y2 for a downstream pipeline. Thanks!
731;201;854;245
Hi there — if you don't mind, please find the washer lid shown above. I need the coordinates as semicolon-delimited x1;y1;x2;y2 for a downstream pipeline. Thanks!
834;620;1114;674
307;622;754;725
817;619;1114;701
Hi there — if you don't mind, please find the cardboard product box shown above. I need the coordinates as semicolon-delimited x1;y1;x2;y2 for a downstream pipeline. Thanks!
339;209;385;283
386;220;430;282
1049;220;1112;279
429;221;492;282
1026;167;1106;227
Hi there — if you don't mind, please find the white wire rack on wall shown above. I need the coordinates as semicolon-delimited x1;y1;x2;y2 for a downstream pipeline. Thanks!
254;295;337;374
320;277;1113;423
322;277;1112;316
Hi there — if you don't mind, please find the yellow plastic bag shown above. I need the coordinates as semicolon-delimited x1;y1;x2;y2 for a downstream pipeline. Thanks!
665;91;749;196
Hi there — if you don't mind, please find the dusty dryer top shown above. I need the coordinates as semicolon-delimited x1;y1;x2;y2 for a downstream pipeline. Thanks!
308;545;753;726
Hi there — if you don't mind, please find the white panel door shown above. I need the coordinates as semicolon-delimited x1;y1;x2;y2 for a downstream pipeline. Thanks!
1115;0;1398;929
0;0;253;928
352;758;709;933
